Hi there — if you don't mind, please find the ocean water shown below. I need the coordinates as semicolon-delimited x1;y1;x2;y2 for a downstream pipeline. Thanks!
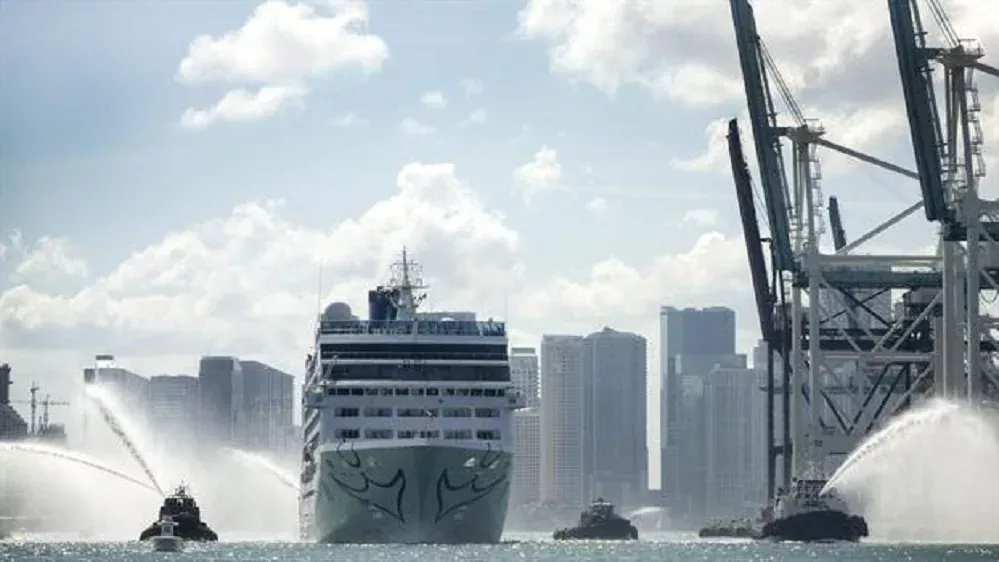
3;533;998;561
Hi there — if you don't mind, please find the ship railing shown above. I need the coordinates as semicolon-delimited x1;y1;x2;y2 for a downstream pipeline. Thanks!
318;320;506;337
317;351;508;361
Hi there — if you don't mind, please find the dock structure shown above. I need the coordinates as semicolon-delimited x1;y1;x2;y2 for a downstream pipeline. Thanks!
727;0;999;501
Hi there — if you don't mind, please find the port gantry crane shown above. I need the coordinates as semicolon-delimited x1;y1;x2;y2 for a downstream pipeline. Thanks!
888;0;999;401
726;0;999;501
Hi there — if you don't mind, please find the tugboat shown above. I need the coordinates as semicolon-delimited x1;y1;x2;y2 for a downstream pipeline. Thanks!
138;484;218;542
553;498;639;540
150;515;184;552
760;471;868;542
698;518;761;539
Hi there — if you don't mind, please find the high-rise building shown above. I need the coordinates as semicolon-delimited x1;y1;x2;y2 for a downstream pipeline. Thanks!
0;364;28;440
149;375;200;448
198;356;244;447
703;363;760;519
511;407;541;506
659;306;739;524
540;334;584;506
241;360;294;454
84;356;151;425
582;327;647;508
510;347;539;407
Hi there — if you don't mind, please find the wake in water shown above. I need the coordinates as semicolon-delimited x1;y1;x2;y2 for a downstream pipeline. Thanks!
222;447;298;491
824;398;999;543
85;386;165;496
0;442;159;494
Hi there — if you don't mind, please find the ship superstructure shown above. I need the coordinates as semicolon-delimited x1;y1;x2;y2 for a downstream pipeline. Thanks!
299;250;522;543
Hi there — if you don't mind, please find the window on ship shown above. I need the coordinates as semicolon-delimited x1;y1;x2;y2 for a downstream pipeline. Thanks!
335;407;360;417
363;407;393;417
476;430;500;440
474;408;499;418
335;429;360;439
364;429;393;439
398;407;438;417
444;429;472;440
442;407;471;418
397;430;417;439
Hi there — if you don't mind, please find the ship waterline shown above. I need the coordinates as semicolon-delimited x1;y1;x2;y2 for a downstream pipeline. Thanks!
306;444;513;544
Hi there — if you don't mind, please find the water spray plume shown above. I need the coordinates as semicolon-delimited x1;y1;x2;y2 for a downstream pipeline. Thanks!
222;447;299;491
0;442;159;494
822;398;999;543
821;399;962;495
85;386;165;496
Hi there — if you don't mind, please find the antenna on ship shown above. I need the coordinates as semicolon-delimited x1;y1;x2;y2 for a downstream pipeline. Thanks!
390;246;427;321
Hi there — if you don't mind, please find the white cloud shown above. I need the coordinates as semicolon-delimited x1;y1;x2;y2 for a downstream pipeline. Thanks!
586;196;607;216
330;111;366;127
176;0;388;129
0;163;521;365
513;145;564;205
515;0;998;160
399;118;436;136
9;237;88;283
180;85;306;130
462;78;484;99
671;118;730;173
458;109;488;127
420;90;447;109
520;232;749;324
681;208;719;228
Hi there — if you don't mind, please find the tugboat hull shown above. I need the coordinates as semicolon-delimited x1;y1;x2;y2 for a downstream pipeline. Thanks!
139;515;218;542
553;521;638;540
760;510;868;542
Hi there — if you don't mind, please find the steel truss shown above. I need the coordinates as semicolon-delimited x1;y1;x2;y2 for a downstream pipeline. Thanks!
730;0;998;490
889;0;999;404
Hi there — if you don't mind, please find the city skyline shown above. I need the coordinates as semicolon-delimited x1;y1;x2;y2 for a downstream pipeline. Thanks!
4;306;748;490
4;0;989;448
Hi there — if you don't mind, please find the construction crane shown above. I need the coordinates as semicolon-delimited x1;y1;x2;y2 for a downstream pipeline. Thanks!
12;382;70;435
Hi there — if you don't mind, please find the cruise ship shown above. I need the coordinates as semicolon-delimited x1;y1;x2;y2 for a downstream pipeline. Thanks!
298;250;522;543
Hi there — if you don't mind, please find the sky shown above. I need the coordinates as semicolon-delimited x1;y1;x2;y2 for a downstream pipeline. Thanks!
1;0;997;483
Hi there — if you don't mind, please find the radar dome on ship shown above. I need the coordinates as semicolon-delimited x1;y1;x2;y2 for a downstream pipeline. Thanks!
323;302;353;321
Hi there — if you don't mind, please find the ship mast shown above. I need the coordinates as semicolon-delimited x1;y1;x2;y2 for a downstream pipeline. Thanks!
390;247;427;321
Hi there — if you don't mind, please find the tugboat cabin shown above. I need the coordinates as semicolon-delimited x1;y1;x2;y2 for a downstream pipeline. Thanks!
160;486;201;520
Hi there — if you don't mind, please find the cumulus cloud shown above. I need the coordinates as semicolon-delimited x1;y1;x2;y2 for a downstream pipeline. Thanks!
180;85;306;130
520;232;750;324
513;145;564;205
399;118;436;136
0;185;763;394
8;237;88;283
586;196;607;216
0;163;521;365
517;0;998;196
420;90;447;109
458;109;488;127
331;112;366;127
176;0;388;129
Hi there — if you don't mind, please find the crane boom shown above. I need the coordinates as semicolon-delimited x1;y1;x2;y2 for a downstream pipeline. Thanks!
887;0;949;222
828;196;847;251
729;0;795;271
728;118;779;501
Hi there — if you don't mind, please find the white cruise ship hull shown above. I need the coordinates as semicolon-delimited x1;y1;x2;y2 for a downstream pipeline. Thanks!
301;443;512;543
